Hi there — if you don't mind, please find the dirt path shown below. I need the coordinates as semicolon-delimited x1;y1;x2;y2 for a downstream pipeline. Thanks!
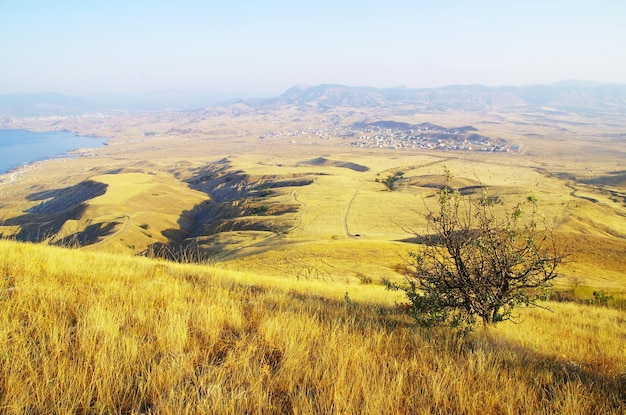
291;189;305;233
343;180;363;237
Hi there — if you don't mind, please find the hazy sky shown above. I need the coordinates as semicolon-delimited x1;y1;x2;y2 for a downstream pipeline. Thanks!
1;0;625;96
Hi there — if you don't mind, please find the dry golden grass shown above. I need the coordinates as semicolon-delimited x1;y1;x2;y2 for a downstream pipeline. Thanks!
81;172;208;253
2;110;625;285
1;239;624;414
210;152;626;292
1;106;626;413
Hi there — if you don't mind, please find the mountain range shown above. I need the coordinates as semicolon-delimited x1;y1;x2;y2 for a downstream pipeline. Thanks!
1;81;625;116
264;81;626;114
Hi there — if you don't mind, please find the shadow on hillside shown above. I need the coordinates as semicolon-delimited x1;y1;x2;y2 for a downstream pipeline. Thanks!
581;170;626;188
52;221;120;247
298;156;370;172
147;162;307;262
0;203;120;245
185;162;314;202
0;181;112;244
26;180;108;214
142;199;245;261
0;203;88;243
471;333;626;410
145;198;293;262
186;164;252;202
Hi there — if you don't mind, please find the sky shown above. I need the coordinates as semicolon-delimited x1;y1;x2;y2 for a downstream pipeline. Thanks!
1;0;625;97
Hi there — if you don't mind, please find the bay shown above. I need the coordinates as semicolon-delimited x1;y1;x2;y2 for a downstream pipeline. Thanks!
0;129;107;174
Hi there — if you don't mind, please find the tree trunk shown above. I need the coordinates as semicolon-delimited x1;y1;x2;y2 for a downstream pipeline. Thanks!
491;307;501;323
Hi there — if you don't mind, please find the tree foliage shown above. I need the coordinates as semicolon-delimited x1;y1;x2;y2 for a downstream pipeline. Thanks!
387;172;562;331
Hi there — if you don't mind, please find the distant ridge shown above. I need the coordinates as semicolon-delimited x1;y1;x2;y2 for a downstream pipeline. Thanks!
263;82;626;114
1;81;626;116
0;93;95;117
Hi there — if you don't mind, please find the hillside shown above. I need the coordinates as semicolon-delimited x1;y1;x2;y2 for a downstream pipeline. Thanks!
0;171;208;253
0;239;624;413
1;82;625;413
1;151;625;289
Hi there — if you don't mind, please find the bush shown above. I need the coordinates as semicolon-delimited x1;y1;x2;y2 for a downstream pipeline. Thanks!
386;170;563;331
250;205;269;215
356;272;373;284
593;291;613;306
382;174;401;190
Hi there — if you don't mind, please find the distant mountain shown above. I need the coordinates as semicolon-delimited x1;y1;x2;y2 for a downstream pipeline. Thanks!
261;82;626;114
2;81;626;117
267;84;388;108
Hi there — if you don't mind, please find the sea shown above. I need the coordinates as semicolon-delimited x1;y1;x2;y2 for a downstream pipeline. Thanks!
0;129;107;174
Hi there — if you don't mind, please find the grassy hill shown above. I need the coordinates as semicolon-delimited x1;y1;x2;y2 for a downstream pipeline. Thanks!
1;99;625;413
0;239;624;413
2;149;625;285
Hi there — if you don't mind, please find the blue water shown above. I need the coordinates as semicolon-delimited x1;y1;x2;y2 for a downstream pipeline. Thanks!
0;129;107;174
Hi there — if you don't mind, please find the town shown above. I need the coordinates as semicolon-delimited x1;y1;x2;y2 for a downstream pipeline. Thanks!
259;120;516;152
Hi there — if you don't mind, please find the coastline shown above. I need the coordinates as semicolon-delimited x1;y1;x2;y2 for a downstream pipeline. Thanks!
0;129;109;177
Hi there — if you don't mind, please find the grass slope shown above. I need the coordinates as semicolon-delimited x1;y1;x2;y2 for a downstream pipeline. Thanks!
0;239;624;414
3;151;625;288
0;171;209;254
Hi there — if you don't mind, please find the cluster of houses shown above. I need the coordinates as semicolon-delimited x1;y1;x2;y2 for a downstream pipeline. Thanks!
345;123;512;152
259;121;516;153
258;126;341;142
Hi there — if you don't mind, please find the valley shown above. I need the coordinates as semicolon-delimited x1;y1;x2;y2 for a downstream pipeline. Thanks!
1;83;626;413
1;86;625;290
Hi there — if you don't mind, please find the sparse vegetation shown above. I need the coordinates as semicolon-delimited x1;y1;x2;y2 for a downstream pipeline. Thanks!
250;205;270;215
593;290;614;306
550;286;626;310
145;243;215;265
377;171;404;191
356;272;374;284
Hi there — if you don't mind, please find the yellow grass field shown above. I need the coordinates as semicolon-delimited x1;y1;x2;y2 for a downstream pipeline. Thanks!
0;239;625;414
0;106;625;413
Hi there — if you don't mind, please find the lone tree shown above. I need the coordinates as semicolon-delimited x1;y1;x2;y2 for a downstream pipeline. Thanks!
387;172;562;330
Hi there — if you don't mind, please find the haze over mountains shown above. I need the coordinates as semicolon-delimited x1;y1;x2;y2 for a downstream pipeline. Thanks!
1;81;626;117
0;90;234;117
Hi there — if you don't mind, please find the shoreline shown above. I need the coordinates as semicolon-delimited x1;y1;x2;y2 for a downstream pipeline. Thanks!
0;129;110;177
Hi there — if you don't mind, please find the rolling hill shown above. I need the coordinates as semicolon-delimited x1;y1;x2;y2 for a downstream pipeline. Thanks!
1;81;625;413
